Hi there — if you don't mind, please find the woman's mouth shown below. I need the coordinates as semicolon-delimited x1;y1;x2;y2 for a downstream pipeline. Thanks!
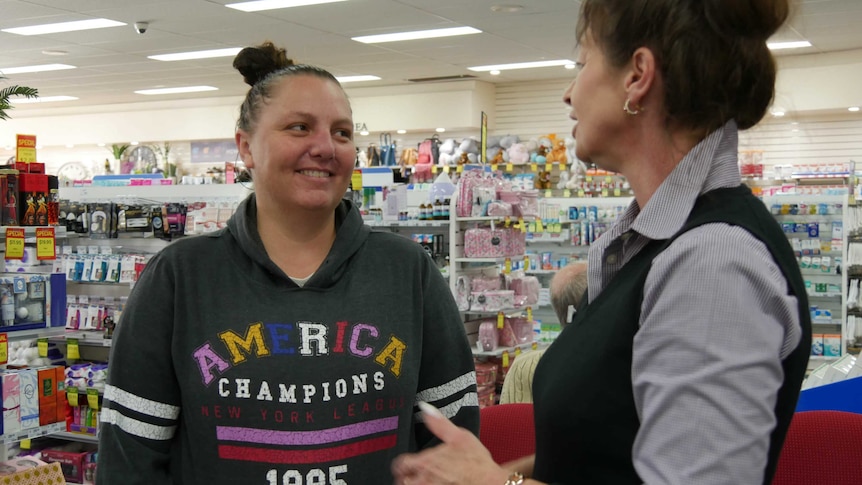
298;170;331;178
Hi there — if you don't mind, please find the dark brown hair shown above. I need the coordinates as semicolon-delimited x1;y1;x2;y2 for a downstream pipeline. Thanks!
233;41;344;132
577;0;790;132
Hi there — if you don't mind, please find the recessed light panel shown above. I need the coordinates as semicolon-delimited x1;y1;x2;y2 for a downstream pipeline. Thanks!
226;0;347;12
0;64;76;75
468;59;575;72
336;75;381;83
148;48;243;62
135;86;218;95
353;27;481;44
2;19;125;36
767;41;812;51
12;96;78;104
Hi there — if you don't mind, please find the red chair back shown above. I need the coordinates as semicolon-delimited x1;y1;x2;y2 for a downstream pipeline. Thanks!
479;403;536;465
773;410;862;485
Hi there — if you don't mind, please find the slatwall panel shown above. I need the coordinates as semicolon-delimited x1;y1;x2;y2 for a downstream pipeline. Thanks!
739;115;862;169
493;79;574;140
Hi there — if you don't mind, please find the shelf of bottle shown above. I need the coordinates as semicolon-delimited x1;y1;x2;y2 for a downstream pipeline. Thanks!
462;306;543;316
52;430;99;444
0;421;66;445
811;320;843;326
0;327;64;342
525;269;559;275
807;292;842;299
49;330;112;347
364;220;449;228
773;213;844;219
453;256;526;264
799;269;842;277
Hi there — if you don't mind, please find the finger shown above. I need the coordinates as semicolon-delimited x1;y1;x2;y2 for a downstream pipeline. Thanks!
418;401;461;443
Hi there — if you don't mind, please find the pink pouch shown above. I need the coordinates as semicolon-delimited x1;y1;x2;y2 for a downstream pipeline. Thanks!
508;317;534;344
471;275;503;293
497;318;518;347
454;275;472;311
517;190;539;218
486;201;513;217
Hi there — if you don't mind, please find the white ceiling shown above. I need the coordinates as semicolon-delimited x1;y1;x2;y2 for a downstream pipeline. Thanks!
1;0;862;115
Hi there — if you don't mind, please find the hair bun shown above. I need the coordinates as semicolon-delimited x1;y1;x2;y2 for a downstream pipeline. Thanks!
702;0;789;41
232;41;295;87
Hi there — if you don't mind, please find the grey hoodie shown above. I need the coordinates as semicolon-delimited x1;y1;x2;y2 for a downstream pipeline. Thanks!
97;195;479;485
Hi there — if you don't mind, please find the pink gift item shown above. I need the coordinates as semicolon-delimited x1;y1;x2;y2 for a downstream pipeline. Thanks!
497;318;519;347
454;275;472;311
464;228;510;258
457;170;498;217
486;201;513;217
506;229;527;258
510;275;541;307
478;321;499;351
470;290;515;312
507;317;534;344
471;274;503;293
475;361;498;385
517;190;540;218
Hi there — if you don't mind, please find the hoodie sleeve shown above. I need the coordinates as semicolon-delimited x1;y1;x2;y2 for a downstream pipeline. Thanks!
413;252;480;446
97;253;180;485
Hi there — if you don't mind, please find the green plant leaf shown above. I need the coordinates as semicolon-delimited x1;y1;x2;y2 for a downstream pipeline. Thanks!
0;85;39;121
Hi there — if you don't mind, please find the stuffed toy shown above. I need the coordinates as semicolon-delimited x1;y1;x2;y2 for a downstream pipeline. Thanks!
491;148;505;166
454;138;481;164
531;144;549;164
438;138;457;165
507;143;530;165
557;169;570;190
535;171;553;190
547;138;568;165
485;135;502;163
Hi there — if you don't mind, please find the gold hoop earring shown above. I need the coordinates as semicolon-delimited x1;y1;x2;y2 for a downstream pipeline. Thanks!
623;99;640;116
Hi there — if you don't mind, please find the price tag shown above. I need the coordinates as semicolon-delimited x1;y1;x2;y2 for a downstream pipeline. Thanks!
504;258;512;274
491;163;498;171
536;219;545;233
497;312;505;329
527;307;533;321
545;162;553;172
38;338;48;357
586;176;593;182
530;163;538;172
442;165;450;173
605;176;613;183
20;439;31;450
614;188;622;197
5;227;24;260
532;342;538;351
87;388;100;410
67;338;80;360
601;188;609;197
545;189;552;198
68;387;79;407
506;163;514;172
524;255;530;270
563;189;571;197
36;227;55;260
456;165;464;173
502;350;510;368
351;170;363;191
578;189;586;197
519;218;527;233
0;334;6;365
504;216;511;227
431;165;438;174
515;346;522;356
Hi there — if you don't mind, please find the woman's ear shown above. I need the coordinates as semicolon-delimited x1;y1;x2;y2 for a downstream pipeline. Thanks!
625;47;657;109
235;130;255;168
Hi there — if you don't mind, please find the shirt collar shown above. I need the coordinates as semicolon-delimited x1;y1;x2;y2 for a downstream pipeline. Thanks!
630;120;741;240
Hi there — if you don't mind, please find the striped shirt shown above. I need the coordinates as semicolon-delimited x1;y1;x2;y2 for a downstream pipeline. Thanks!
588;120;803;484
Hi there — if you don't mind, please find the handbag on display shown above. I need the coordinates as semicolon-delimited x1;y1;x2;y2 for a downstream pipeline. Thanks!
380;133;397;167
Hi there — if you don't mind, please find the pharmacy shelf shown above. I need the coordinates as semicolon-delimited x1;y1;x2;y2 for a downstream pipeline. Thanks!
472;341;542;357
1;327;64;342
0;422;65;445
49;330;112;347
52;431;99;445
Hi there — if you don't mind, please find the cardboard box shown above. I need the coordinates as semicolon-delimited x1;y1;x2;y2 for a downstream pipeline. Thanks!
54;366;66;424
0;460;65;484
823;333;842;357
18;369;39;429
2;372;21;434
40;445;97;484
811;333;824;356
17;173;48;226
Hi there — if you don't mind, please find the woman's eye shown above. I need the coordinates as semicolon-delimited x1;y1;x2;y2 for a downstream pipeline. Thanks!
334;129;353;138
288;123;309;132
575;62;585;70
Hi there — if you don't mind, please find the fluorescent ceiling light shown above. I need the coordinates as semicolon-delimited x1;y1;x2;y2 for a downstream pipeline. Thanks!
336;75;381;83
2;18;125;36
468;59;575;72
0;64;76;75
226;0;347;12
849;107;861;112
149;48;243;62
352;27;481;44
135;86;219;95
767;41;812;51
12;96;78;104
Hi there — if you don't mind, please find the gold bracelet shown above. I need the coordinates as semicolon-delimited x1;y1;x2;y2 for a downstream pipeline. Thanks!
505;472;525;485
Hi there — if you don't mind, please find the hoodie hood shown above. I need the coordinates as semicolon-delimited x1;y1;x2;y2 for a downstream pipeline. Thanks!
227;193;371;289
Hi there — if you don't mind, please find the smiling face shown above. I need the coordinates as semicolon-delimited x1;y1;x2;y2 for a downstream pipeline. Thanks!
237;74;355;215
563;34;628;171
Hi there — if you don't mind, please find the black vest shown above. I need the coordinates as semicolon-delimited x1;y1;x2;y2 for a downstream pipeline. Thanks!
532;185;811;484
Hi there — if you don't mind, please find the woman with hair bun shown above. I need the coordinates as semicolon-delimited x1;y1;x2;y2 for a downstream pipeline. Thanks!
97;41;479;484
392;1;810;484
